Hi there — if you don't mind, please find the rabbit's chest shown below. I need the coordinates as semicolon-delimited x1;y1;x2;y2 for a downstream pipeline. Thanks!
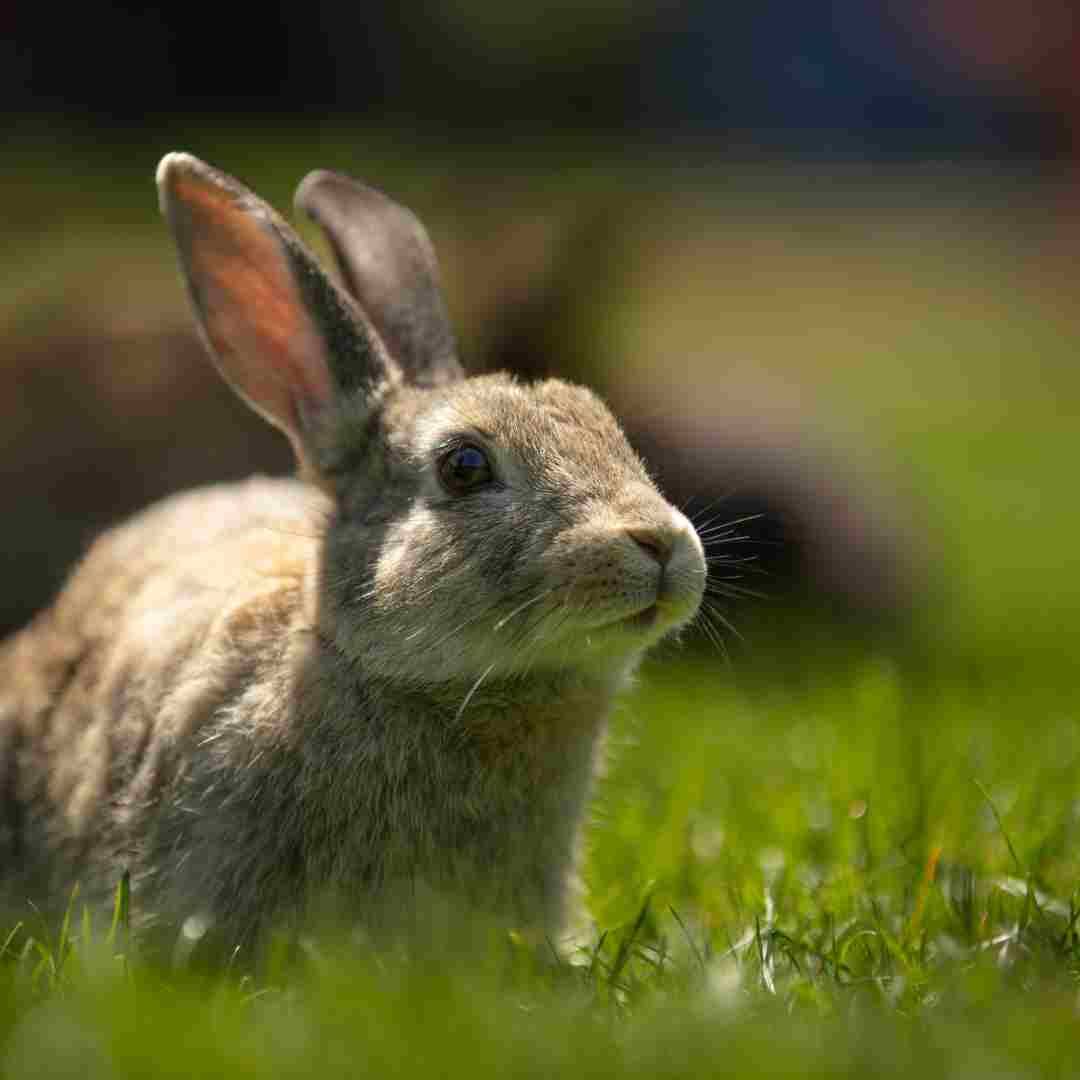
300;687;610;917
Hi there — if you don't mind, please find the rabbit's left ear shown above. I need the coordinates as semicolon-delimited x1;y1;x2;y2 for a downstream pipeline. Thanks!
295;170;462;388
158;153;400;468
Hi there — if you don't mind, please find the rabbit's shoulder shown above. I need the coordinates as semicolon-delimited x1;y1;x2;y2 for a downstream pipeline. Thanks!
0;476;329;744
54;475;324;635
96;474;327;577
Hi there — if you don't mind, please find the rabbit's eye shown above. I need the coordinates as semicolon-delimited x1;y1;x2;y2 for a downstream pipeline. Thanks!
438;444;494;495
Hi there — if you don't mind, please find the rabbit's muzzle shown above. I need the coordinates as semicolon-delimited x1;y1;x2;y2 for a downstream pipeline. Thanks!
545;504;705;645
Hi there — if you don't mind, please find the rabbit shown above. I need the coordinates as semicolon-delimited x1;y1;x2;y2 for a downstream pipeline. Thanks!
0;154;706;957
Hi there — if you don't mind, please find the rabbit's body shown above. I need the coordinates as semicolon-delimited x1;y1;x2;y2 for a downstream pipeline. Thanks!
0;157;705;953
1;474;612;946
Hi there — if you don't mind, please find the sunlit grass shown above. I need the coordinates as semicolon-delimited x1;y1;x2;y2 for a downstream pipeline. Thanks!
3;638;1079;1076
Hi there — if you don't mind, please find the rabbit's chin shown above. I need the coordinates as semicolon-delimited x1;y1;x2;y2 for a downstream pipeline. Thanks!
464;595;699;684
559;603;697;667
343;597;695;691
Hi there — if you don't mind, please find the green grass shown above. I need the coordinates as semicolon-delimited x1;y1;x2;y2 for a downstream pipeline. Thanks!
4;643;1079;1076
3;140;1080;1074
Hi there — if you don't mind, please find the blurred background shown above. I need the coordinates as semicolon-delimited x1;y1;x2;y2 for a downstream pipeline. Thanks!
2;0;1079;671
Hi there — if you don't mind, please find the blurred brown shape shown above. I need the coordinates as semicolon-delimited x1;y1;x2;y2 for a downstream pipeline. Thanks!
0;320;291;636
625;402;918;629
899;1;1080;154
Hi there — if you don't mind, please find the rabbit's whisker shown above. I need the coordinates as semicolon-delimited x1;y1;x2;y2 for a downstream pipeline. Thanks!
514;602;574;679
419;577;552;659
427;593;527;652
688;492;741;528
455;661;498;723
699;536;754;552
409;589;508;649
498;603;559;674
699;597;743;643
493;588;556;632
706;512;764;531
693;606;731;662
695;514;765;542
697;528;765;547
704;574;764;600
706;580;767;601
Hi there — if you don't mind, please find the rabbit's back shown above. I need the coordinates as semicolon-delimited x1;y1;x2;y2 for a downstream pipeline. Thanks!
0;476;326;915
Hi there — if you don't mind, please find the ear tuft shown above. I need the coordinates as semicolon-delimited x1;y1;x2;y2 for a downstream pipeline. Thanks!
157;152;220;199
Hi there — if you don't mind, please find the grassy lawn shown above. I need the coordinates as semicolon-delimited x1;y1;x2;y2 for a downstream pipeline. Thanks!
5;644;1079;1077
2;139;1078;1075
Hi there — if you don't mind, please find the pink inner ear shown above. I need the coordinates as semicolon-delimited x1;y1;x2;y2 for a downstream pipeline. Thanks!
171;173;336;442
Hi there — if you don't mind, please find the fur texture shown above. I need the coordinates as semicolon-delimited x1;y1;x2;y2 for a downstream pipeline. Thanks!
0;155;705;954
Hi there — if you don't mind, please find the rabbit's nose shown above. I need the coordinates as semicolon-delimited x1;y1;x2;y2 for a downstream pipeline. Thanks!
626;527;674;567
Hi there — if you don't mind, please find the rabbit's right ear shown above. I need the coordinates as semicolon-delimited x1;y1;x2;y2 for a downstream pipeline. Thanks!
295;170;463;388
157;153;399;465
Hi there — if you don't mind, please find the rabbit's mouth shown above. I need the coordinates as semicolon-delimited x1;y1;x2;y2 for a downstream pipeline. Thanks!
592;585;701;634
584;601;661;635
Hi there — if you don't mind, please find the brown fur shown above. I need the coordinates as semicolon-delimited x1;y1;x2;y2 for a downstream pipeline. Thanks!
0;156;705;956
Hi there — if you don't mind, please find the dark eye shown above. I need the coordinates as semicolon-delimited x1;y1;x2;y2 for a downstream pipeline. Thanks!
438;444;494;495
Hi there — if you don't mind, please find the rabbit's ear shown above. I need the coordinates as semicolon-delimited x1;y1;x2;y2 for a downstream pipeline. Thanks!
294;170;463;388
157;153;398;463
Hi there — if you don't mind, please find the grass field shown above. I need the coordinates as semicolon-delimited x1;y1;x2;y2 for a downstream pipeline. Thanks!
2;142;1079;1076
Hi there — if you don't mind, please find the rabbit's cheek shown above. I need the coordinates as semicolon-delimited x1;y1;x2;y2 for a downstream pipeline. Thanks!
369;510;454;595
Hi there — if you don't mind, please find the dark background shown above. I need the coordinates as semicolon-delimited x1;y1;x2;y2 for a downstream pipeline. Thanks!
4;2;1075;155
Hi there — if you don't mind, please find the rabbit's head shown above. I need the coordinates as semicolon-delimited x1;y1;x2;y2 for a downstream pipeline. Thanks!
158;154;705;687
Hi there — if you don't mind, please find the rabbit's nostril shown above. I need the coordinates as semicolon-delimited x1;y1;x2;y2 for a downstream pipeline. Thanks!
627;528;673;567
